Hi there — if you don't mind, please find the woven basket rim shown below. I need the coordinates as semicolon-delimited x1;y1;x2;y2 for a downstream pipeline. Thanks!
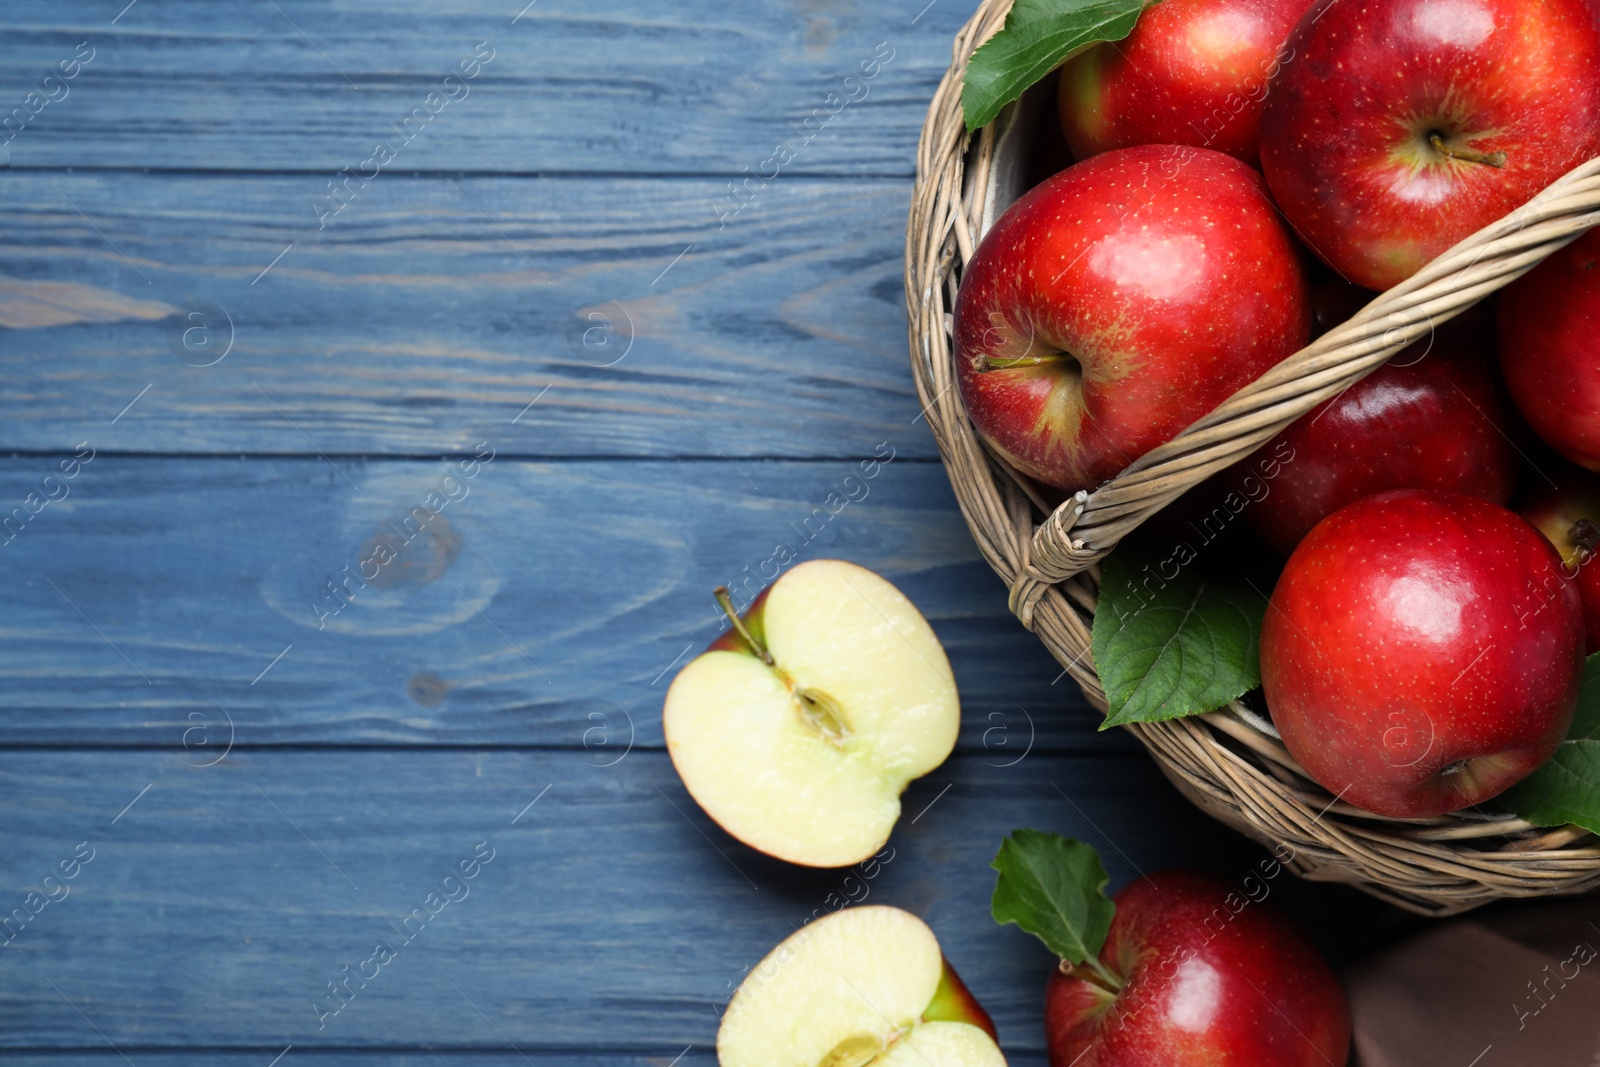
905;0;1600;916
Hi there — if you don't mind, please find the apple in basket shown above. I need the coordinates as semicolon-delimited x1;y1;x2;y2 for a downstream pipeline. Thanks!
1231;312;1519;555
1498;227;1600;473
1058;0;1316;166
953;144;1309;492
717;905;1005;1067
1260;0;1600;290
663;559;960;868
1262;490;1585;818
1517;463;1600;654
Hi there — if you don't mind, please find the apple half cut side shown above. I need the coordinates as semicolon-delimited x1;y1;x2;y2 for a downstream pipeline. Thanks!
717;905;1004;1067
664;559;960;868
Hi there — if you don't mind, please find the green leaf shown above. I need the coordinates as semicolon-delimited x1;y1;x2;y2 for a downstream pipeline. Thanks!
1092;549;1268;729
1499;654;1600;832
1565;653;1600;739
990;830;1114;966
961;0;1146;133
1500;742;1600;833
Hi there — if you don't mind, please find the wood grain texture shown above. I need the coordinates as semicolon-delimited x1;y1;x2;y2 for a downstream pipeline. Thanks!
0;0;964;175
0;172;926;457
0;749;1372;1052
0;456;1129;752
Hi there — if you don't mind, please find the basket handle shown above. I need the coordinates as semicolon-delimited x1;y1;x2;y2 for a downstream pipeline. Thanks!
1021;158;1600;592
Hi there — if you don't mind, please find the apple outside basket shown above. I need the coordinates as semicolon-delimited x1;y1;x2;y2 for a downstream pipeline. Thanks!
907;0;1600;916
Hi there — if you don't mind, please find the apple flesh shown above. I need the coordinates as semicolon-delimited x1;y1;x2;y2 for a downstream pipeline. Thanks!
954;144;1309;491
1260;0;1600;290
1059;0;1312;166
1234;320;1518;555
718;905;1004;1067
1262;490;1585;818
664;559;959;868
1498;226;1600;471
1517;465;1600;653
1045;869;1349;1067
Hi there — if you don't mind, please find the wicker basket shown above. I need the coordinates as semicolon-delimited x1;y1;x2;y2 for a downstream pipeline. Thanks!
907;0;1600;915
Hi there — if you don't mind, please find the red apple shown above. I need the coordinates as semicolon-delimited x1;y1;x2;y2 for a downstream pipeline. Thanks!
1059;0;1313;165
1260;0;1600;290
1517;464;1600;653
1233;320;1519;555
1045;869;1349;1067
1498;226;1600;470
1262;490;1585;818
954;144;1309;491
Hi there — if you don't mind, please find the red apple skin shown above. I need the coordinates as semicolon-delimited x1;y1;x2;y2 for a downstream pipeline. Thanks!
1045;869;1349;1067
1262;490;1585;818
1259;0;1600;291
1517;465;1600;653
1498;227;1600;471
925;959;999;1040
1059;0;1313;166
1235;328;1518;555
953;145;1310;491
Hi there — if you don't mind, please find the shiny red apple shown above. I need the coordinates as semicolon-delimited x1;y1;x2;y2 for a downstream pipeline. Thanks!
1057;0;1313;165
1234;321;1518;554
1498;226;1600;470
1260;0;1600;290
1517;464;1600;653
953;144;1309;491
1046;869;1350;1067
1262;490;1585;818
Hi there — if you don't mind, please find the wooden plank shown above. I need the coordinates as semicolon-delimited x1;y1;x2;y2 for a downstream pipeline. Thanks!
0;172;929;457
0;0;962;175
0;749;1374;1051
0;456;1131;753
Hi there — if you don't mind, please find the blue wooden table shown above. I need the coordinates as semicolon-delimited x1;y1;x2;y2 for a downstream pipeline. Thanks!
0;2;1379;1062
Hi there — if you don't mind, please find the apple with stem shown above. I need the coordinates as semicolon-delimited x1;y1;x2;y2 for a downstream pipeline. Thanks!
663;559;959;868
1259;0;1600;290
1517;464;1600;653
1058;0;1313;166
991;830;1349;1067
1262;490;1585;818
954;144;1309;492
718;905;1005;1067
1232;319;1518;555
1498;226;1600;471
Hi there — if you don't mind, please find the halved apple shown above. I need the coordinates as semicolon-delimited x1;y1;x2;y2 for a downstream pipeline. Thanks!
664;559;960;867
718;905;1005;1067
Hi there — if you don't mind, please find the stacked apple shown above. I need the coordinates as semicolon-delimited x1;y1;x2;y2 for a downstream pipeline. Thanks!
957;0;1600;819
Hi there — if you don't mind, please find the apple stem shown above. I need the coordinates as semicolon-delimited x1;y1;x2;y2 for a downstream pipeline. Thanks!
1060;955;1124;993
1571;519;1600;560
1428;132;1506;168
714;586;775;666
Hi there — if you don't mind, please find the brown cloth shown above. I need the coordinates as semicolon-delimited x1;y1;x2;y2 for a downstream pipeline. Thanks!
1345;897;1600;1066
